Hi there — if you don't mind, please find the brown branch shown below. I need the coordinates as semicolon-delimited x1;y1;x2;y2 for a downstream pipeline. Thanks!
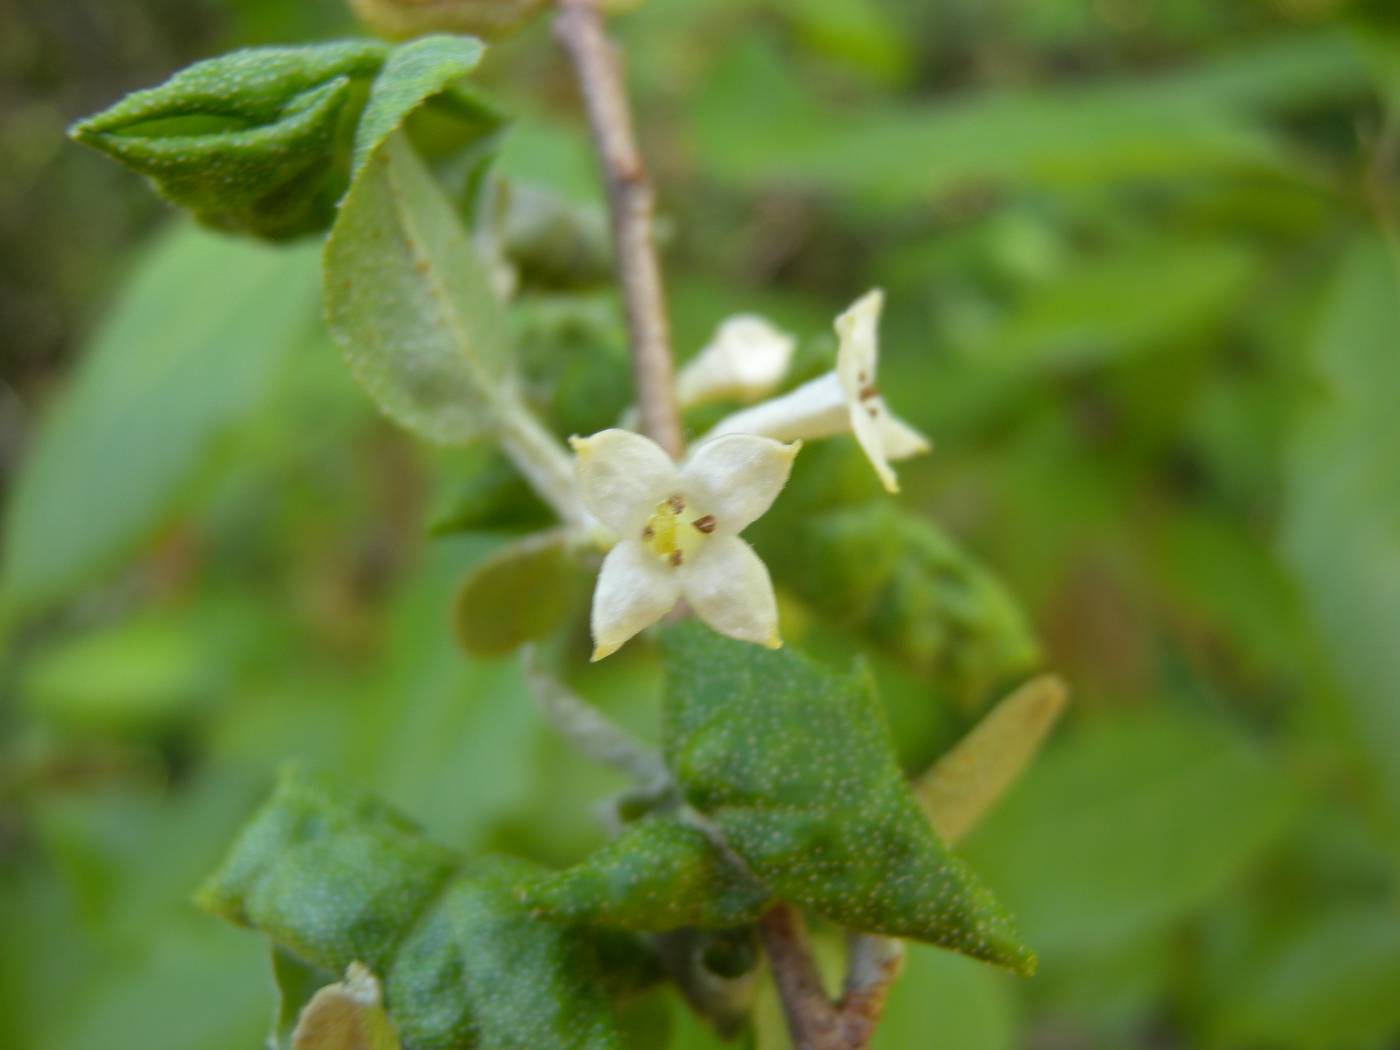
759;905;843;1050
554;0;683;458
758;906;904;1050
838;934;905;1046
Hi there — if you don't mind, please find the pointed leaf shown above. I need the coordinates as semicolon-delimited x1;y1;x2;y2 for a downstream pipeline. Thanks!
518;817;772;931
325;130;511;443
660;622;1034;974
199;768;626;1050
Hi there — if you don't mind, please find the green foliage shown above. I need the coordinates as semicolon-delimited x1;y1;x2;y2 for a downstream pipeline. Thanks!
519;817;772;931
199;768;628;1050
325;131;511;444
0;223;319;620
11;1;1400;1047
20;612;214;735
1282;237;1400;822
660;622;1034;974
1216;906;1400;1050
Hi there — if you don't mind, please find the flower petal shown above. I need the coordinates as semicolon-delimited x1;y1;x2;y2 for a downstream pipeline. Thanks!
835;289;884;401
878;409;933;461
702;372;847;444
680;536;780;649
680;433;801;534
571;429;679;536
849;398;901;494
676;315;796;407
590;539;681;660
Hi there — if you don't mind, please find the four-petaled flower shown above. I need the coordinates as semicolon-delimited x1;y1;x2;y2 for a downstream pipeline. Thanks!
705;289;930;492
571;429;800;660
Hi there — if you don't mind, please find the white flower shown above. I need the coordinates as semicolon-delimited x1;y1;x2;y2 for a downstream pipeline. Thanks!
703;289;930;493
675;315;796;408
570;428;800;660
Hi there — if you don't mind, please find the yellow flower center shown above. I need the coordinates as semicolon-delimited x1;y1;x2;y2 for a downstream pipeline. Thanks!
640;493;716;568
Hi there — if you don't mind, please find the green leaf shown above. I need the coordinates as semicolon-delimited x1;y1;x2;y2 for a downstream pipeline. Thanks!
325;130;512;444
915;674;1068;845
1282;236;1400;821
659;622;1035;974
200;768;626;1050
71;42;389;239
453;532;587;656
0;223;319;621
518;817;772;931
961;710;1297;960
350;35;487;184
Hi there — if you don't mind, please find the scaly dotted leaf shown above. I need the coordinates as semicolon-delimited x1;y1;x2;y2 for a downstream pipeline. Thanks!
199;768;627;1050
518;817;772;931
659;622;1035;975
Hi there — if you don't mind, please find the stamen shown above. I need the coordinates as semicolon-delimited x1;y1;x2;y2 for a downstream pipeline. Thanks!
692;515;716;534
641;525;654;540
670;550;684;567
859;385;880;400
667;494;685;514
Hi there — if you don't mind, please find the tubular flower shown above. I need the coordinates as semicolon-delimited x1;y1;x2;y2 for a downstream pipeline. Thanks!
704;289;931;493
675;314;796;408
570;429;800;660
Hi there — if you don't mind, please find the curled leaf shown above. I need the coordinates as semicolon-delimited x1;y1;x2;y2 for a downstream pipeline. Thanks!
71;42;389;238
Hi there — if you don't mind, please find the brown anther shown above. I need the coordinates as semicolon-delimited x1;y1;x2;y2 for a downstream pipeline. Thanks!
641;525;655;540
867;405;879;418
669;550;684;566
667;494;686;514
692;515;717;534
859;385;880;400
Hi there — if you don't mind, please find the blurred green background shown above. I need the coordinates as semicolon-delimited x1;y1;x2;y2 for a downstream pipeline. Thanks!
2;0;1399;1047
